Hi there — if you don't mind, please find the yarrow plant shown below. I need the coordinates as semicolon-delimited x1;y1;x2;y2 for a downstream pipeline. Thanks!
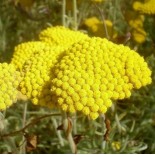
0;0;154;153
1;26;152;144
6;26;152;120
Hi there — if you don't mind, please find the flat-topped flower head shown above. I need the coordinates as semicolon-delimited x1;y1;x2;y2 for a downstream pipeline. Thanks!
19;46;65;108
0;63;20;110
51;37;152;120
11;41;52;71
133;0;155;14
39;26;89;49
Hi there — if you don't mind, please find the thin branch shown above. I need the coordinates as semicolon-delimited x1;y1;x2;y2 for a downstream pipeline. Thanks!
94;3;110;40
1;113;61;138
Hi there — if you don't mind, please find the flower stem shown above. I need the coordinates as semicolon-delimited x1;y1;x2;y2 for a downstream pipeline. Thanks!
73;114;77;135
94;3;110;39
20;102;28;154
73;0;78;30
62;112;77;153
62;0;66;26
52;118;64;146
0;112;5;134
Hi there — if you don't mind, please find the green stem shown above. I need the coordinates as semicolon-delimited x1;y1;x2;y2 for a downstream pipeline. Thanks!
100;114;106;150
20;102;28;154
113;0;117;24
68;131;76;153
94;3;110;39
62;112;77;153
115;113;122;133
73;114;77;135
0;112;5;134
62;0;66;26
52;118;64;146
73;0;78;30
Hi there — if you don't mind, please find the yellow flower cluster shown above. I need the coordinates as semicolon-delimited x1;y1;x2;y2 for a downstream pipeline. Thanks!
129;15;146;44
133;0;155;14
51;37;152;120
0;63;20;110
19;45;64;108
18;26;89;108
84;17;117;39
11;41;51;71
39;26;89;49
10;26;151;119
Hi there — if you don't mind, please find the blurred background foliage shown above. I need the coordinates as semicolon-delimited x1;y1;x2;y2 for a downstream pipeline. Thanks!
0;0;155;153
